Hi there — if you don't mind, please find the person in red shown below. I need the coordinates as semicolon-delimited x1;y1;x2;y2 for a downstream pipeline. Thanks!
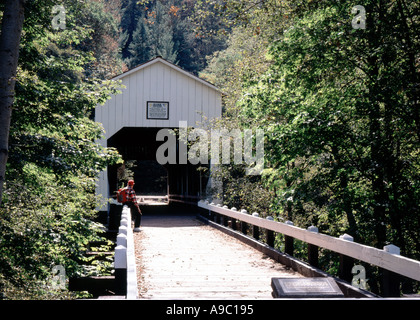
124;180;142;232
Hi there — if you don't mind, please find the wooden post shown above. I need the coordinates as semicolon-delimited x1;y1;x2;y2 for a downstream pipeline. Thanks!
223;206;236;230
241;221;248;235
223;214;228;227
231;218;237;230
266;216;275;247
252;212;260;240
205;200;213;220
284;220;294;256
338;234;354;283
307;226;319;268
382;244;401;297
239;209;247;235
114;245;127;295
215;212;220;224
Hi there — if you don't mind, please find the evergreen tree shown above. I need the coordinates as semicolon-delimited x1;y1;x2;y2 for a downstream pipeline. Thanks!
144;0;177;64
119;0;227;73
171;10;197;73
119;0;144;62
127;13;150;68
77;0;124;79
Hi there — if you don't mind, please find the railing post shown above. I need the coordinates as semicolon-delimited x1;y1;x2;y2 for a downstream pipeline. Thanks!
266;216;275;247
224;206;237;230
211;203;220;224
222;214;228;227
109;201;123;231
117;233;127;248
382;244;401;297
338;234;354;283
205;200;213;220
307;226;319;268
252;212;260;240
215;204;228;227
114;243;127;295
284;220;294;256
239;209;248;235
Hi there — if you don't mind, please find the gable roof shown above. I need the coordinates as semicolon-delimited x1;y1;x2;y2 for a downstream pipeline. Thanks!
112;56;221;93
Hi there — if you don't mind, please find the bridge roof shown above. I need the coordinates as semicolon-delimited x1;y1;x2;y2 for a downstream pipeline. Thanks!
112;56;221;93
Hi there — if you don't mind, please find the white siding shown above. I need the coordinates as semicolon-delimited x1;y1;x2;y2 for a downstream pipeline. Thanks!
97;58;224;138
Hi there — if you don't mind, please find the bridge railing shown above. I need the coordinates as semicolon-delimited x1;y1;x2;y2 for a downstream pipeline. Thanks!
114;205;138;299
198;200;420;296
169;194;199;206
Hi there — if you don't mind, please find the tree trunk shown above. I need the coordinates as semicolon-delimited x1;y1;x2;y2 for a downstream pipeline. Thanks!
0;0;26;206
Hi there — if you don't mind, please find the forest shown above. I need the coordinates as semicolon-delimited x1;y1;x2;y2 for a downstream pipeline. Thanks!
0;0;418;298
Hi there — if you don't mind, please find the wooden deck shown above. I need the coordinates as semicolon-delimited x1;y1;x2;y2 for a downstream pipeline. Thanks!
134;214;302;299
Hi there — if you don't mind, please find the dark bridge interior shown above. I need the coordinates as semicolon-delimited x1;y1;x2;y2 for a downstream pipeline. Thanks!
107;127;209;205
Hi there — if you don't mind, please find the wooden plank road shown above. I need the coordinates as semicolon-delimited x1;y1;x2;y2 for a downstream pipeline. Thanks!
134;215;302;299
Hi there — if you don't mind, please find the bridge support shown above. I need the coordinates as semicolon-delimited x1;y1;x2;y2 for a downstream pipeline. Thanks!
113;206;139;299
382;245;401;297
338;234;354;283
284;221;294;256
307;226;319;268
266;216;275;247
252;213;260;240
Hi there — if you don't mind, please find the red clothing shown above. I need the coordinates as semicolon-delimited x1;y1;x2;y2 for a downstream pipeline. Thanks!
125;186;137;204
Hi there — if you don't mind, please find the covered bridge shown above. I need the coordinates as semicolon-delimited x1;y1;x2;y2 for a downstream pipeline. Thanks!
95;57;222;214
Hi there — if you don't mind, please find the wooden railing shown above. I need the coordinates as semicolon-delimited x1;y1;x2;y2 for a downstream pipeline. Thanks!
138;195;168;203
114;205;138;299
198;200;420;296
169;194;199;206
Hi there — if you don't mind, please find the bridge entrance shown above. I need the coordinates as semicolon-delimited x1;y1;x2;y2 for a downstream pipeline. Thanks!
107;127;209;206
95;57;222;214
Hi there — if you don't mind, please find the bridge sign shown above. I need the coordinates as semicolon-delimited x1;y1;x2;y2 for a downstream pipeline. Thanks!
147;101;169;120
271;277;344;298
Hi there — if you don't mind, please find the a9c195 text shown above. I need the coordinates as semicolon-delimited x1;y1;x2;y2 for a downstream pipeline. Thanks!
166;304;254;317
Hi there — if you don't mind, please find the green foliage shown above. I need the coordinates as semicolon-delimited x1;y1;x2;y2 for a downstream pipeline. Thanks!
121;0;227;73
0;0;123;299
240;1;419;251
117;160;138;189
76;0;124;79
203;0;419;295
141;0;178;63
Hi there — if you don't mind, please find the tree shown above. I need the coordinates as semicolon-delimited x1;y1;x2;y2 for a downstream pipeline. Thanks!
122;0;178;67
0;0;26;207
0;0;123;299
121;0;228;73
119;0;144;63
203;0;419;295
127;12;150;68
77;0;124;79
144;0;178;64
237;0;419;294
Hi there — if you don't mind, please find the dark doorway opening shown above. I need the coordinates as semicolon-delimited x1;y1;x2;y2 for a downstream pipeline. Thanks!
107;127;210;206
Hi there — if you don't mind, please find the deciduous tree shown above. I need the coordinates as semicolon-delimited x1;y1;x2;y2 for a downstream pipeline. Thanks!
0;0;26;207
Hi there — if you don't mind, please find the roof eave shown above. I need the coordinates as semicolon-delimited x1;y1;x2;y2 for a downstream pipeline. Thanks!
111;57;222;94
